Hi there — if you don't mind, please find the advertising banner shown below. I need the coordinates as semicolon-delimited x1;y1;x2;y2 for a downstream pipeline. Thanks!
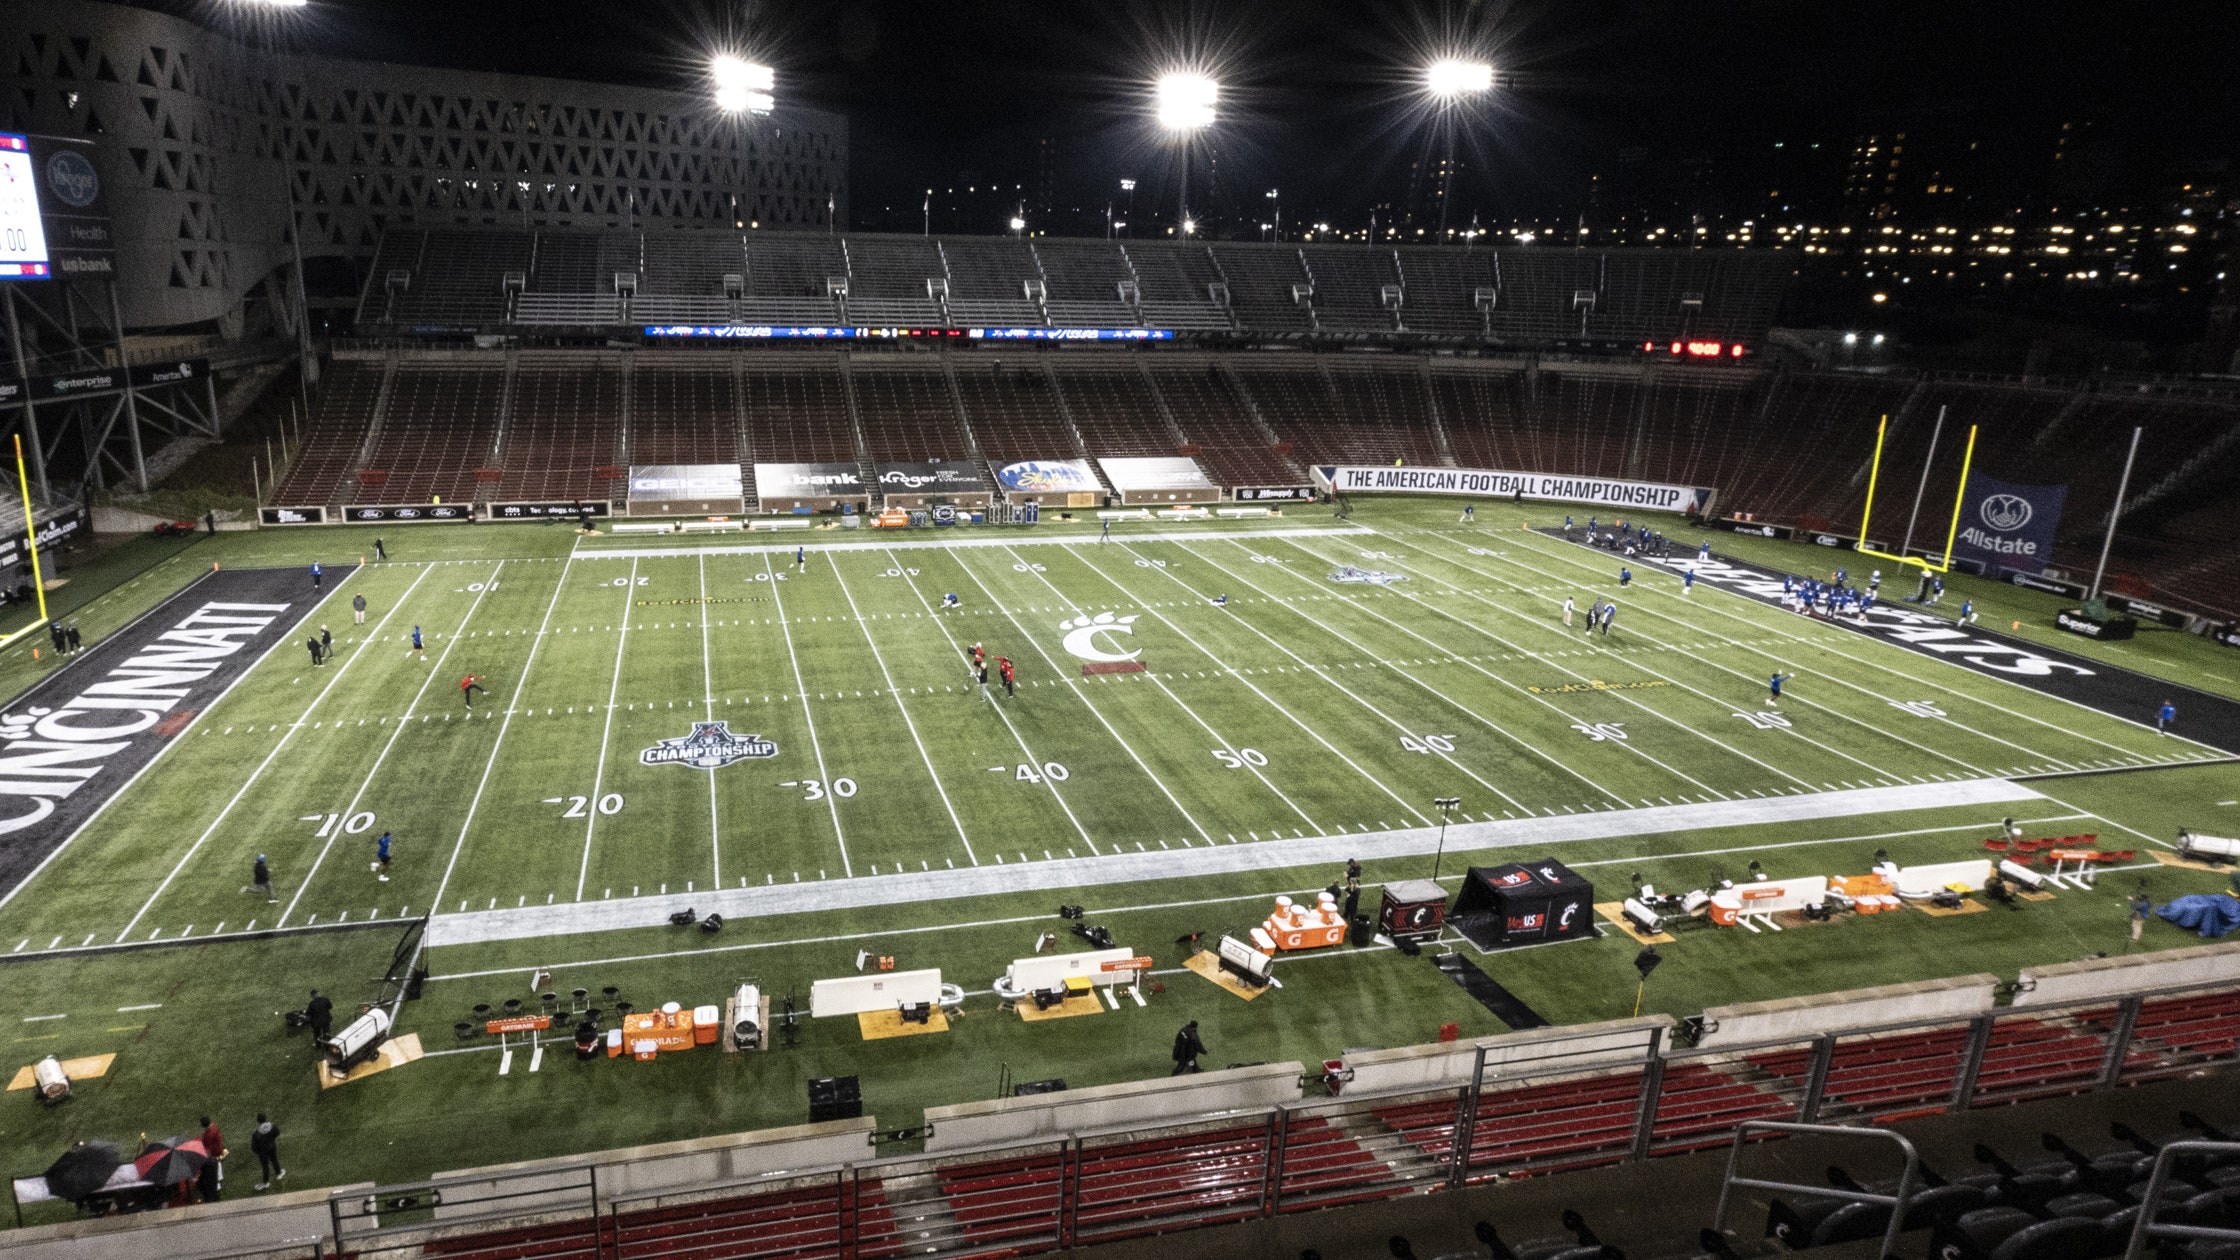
340;503;473;524
0;503;88;571
876;461;987;508
1097;457;1218;505
1317;465;1713;515
994;460;1103;508
1954;477;2065;570
628;463;746;515
491;500;611;521
1231;485;1316;501
1715;518;1795;540
25;134;114;279
260;506;327;526
754;462;870;511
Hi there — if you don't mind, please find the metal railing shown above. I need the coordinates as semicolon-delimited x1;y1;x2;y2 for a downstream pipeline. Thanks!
1711;1122;1920;1260
2120;1140;2240;1260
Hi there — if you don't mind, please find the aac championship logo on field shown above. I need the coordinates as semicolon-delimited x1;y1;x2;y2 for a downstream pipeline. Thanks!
640;721;778;770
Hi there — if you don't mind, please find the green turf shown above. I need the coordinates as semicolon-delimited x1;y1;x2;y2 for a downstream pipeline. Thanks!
2;499;2236;1222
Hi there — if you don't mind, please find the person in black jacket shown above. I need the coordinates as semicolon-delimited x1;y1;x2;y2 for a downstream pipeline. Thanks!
250;1114;284;1191
1171;1020;1206;1076
250;854;274;902
305;992;333;1045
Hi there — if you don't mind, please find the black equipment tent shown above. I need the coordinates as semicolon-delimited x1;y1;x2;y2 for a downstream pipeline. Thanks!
1449;859;1595;950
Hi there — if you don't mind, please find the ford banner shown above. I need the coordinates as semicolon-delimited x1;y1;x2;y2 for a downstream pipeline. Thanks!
1954;476;2065;571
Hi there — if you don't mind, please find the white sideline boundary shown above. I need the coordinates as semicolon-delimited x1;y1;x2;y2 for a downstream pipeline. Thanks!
570;524;1371;560
422;776;2042;947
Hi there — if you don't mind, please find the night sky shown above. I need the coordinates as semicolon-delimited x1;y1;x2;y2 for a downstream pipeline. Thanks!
181;0;2240;230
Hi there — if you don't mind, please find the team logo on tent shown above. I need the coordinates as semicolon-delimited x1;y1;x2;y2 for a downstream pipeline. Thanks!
640;722;777;770
1060;612;1141;663
1327;565;1406;586
1980;494;2033;531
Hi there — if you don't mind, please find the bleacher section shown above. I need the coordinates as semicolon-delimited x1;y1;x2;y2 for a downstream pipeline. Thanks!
271;357;384;506
1146;361;1307;489
939;238;1045;326
497;360;623;502
848;365;970;464
740;365;855;471
951;363;1085;466
1035;240;1140;327
1052;366;1184;457
631;360;739;467
356;364;505;504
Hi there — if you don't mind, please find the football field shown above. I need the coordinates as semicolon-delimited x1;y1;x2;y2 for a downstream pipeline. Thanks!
0;503;2223;957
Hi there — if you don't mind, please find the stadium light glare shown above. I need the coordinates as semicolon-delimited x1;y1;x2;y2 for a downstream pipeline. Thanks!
1009;215;1026;232
1425;59;1493;98
1182;217;1197;235
713;56;776;115
1155;73;1218;131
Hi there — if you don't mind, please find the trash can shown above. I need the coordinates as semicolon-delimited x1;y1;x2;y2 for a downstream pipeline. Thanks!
1348;914;1372;947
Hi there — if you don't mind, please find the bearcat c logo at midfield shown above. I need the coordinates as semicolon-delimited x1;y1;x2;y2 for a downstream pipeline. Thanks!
1059;612;1141;663
640;721;778;770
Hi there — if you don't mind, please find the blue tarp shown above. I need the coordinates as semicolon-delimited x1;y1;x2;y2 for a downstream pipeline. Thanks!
2156;895;2240;939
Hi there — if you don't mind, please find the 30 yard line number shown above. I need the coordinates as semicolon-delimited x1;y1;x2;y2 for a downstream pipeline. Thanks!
782;778;857;801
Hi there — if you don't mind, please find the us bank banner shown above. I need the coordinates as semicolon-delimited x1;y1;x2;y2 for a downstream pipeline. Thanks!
1954;476;2064;571
1317;466;1713;515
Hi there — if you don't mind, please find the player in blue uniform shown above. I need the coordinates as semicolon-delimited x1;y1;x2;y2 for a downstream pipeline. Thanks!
1768;671;1791;706
2157;701;2177;736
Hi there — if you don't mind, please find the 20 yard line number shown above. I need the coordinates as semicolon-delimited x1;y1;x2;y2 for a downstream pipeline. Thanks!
544;794;625;817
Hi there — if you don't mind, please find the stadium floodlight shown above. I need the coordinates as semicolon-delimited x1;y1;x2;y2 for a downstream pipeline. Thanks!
1155;73;1218;131
713;57;776;115
1425;59;1493;99
231;0;309;7
1181;217;1197;235
1119;178;1137;192
1009;215;1026;233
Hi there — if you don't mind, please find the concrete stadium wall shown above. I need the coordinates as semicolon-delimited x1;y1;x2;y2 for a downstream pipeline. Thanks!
2014;941;2240;1006
430;1118;877;1218
1693;974;2000;1048
923;1063;1304;1153
0;1182;362;1259
1341;1017;1673;1096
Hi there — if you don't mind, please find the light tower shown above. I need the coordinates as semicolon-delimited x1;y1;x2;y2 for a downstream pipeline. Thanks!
1423;59;1492;242
1155;73;1217;235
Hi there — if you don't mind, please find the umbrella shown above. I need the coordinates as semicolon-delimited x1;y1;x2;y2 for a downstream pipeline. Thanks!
133;1137;209;1187
42;1142;121;1200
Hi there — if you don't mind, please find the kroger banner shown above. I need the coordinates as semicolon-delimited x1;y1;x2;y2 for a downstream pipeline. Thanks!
1317;466;1713;515
1954;477;2065;571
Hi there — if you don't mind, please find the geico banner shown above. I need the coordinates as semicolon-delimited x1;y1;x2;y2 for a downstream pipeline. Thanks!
1318;465;1712;514
1955;476;2065;569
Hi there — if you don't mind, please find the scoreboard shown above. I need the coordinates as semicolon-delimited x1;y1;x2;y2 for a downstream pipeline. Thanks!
0;133;51;279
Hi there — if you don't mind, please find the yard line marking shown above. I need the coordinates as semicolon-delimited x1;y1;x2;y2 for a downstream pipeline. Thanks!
1400;530;2010;778
574;558;641;900
697;556;722;889
1503;528;2147;766
763;555;853;878
570;525;1374;562
891;549;1116;848
1007;546;1325;832
277;561;508;930
828;555;977;864
1281;535;1730;798
1361;534;1952;787
1026;544;1432;827
21;1014;63;1022
405;550;580;1015
112;563;439;940
1191;540;1621;806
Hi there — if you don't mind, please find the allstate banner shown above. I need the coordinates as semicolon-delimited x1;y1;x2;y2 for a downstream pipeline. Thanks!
1317;466;1713;515
1954;476;2064;570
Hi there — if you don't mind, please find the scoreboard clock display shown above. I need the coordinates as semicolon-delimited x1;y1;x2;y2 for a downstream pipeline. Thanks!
0;133;51;279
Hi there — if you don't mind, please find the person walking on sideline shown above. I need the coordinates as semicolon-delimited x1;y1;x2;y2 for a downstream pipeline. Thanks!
410;625;425;659
1600;602;1618;636
460;674;488;708
998;656;1015;698
372;831;392;881
352;593;367;625
319;624;333;660
250;1115;284;1191
975;660;990;702
65;621;81;653
305;991;333;1046
1563;595;1575;626
1459;503;1475;524
250;854;275;902
373;537;386;562
1768;671;1792;707
1171;1020;1206;1075
306;637;324;668
310;561;323;591
2158;700;2177;736
795;545;806;573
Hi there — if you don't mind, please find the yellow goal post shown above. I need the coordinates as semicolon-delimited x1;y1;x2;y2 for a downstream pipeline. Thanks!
1853;414;1978;574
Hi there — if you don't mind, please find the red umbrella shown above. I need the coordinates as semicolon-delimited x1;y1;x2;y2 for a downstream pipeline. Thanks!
133;1136;209;1187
